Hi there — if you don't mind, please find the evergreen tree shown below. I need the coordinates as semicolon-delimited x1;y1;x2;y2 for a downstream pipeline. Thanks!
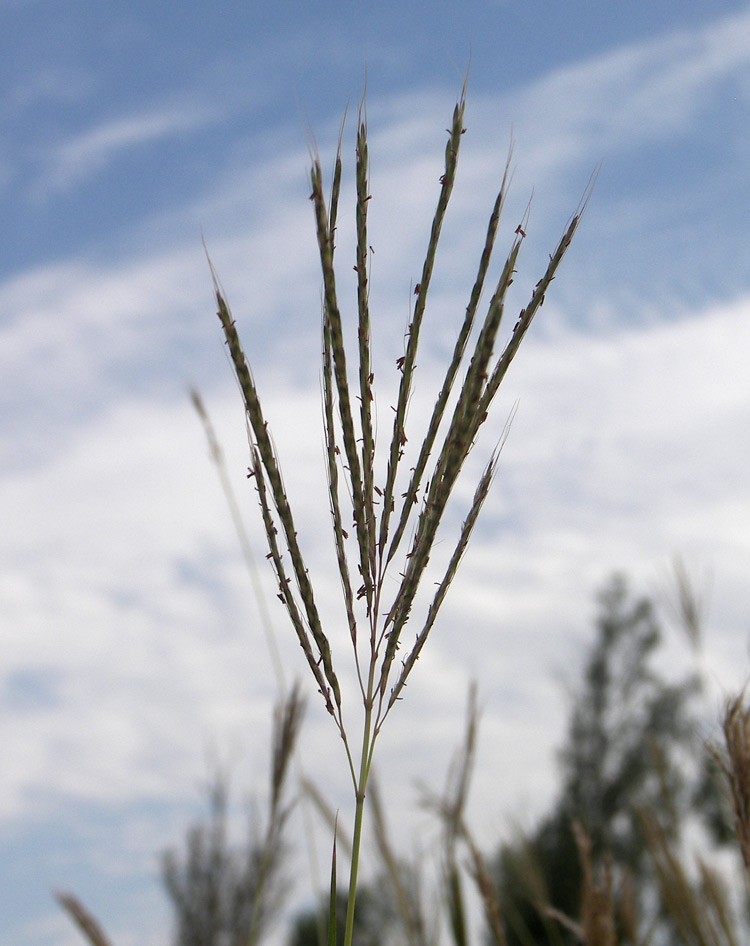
494;574;717;945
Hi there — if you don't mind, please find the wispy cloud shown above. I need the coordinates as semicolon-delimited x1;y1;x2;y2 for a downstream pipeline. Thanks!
1;65;95;118
37;101;226;194
497;6;750;171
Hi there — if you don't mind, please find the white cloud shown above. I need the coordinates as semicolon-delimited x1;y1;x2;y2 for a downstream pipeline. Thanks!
3;281;748;828
493;6;750;173
36;102;226;194
2;65;94;118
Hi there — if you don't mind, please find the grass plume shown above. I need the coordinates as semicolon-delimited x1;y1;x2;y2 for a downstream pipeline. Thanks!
209;85;587;946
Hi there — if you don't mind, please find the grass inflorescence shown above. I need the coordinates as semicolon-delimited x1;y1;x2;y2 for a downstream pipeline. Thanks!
211;86;589;946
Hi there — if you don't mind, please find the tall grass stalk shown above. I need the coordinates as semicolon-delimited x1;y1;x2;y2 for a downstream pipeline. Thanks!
211;88;587;946
421;684;509;946
190;388;287;693
54;893;114;946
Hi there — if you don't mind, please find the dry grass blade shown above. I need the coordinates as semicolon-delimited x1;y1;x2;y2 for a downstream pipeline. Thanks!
370;778;432;946
190;388;287;692
573;822;617;946
464;832;508;946
246;684;307;946
712;693;750;875
447;683;479;846
445;860;469;946
616;869;640;946
670;556;706;652
421;685;508;946
55;892;115;946
642;810;726;946
698;860;741;946
270;681;306;813
540;825;618;946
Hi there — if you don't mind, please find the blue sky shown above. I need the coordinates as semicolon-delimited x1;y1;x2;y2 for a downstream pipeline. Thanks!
2;2;750;944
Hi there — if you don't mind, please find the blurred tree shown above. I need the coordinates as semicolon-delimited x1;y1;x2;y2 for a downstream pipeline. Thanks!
289;888;385;946
162;685;304;946
493;574;726;945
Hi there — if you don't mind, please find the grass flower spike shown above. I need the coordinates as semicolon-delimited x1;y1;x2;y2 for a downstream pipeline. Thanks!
212;88;587;946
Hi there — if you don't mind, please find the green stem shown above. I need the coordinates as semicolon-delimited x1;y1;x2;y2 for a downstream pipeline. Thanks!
344;700;376;946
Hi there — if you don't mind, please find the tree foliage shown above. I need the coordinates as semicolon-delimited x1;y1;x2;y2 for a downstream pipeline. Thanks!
161;685;303;946
493;574;723;945
161;776;280;946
